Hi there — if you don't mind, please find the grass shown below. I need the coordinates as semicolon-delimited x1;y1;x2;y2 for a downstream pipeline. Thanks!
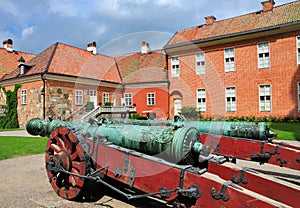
268;122;300;141
0;136;48;160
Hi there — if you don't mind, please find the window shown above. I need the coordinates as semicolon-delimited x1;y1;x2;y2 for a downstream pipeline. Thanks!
298;83;300;112
75;90;83;105
124;93;132;106
258;42;270;68
224;48;235;72
297;37;300;65
226;87;236;112
196;52;206;75
147;92;155;106
197;89;206;112
21;89;27;104
171;56;180;77
103;92;109;104
259;85;271;111
89;90;96;97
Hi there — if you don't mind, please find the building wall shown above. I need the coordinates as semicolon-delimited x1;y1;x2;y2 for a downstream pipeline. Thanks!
0;81;44;127
168;31;300;119
125;86;169;119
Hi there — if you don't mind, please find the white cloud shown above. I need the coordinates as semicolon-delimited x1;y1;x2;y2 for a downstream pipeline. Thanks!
48;0;79;17
156;0;181;7
0;1;20;16
95;25;107;36
21;26;37;40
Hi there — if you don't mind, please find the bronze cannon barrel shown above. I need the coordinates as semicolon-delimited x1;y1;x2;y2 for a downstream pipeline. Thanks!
26;118;209;164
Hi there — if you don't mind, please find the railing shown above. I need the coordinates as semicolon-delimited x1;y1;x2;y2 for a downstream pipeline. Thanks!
81;106;136;122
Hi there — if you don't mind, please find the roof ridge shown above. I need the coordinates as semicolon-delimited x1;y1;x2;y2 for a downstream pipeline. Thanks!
54;41;113;58
175;0;299;33
44;42;59;73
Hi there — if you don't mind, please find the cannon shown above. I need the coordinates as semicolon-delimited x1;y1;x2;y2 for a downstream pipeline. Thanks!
26;118;300;207
26;118;210;200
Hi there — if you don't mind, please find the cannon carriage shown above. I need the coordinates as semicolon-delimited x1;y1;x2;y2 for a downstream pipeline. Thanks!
26;118;300;207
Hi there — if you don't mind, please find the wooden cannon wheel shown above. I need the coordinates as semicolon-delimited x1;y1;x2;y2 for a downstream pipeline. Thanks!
45;126;90;200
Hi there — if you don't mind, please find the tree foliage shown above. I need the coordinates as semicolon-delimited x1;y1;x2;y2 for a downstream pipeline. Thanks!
0;84;21;129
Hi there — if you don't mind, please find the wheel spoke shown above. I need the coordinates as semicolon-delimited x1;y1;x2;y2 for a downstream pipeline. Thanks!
45;126;89;200
50;143;61;153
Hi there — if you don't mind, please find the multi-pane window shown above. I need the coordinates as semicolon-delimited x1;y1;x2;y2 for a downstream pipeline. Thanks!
89;90;96;97
197;89;206;112
147;92;155;106
226;87;236;112
297;37;300;65
298;83;300;112
258;42;270;68
103;92;109;104
171;56;179;77
196;52;205;75
259;85;271;111
124;93;132;106
75;90;83;105
224;48;235;72
21;89;27;104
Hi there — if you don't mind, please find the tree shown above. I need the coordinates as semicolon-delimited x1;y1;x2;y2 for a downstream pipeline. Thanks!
0;84;21;129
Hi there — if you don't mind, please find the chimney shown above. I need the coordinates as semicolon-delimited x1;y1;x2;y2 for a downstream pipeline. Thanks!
141;41;150;54
3;39;13;52
87;41;97;54
261;0;275;12
205;16;216;25
18;56;26;75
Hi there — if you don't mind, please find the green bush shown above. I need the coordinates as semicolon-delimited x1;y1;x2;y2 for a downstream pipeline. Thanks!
181;106;200;121
85;102;94;112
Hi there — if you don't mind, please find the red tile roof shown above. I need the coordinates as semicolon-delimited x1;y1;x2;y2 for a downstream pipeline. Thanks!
114;50;167;83
166;1;300;47
0;48;35;78
2;42;121;83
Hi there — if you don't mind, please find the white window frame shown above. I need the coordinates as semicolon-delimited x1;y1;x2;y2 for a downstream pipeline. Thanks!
226;87;236;112
224;48;235;72
298;82;300;112
196;52;206;75
171;56;180;77
258;42;270;68
259;85;271;112
147;92;155;106
103;92;109;104
75;90;83;105
124;93;132;106
196;88;206;112
89;90;96;97
297;36;300;65
21;89;27;105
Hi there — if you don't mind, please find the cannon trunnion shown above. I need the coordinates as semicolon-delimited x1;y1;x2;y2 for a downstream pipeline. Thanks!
26;118;300;207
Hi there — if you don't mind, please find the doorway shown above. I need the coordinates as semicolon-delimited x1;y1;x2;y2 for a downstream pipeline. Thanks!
89;90;97;108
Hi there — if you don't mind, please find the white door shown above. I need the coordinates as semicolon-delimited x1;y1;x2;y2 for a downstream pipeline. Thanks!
174;99;182;116
89;90;97;108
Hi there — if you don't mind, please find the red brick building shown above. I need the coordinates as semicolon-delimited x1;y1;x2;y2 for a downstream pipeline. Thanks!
164;0;300;119
114;43;168;119
0;0;299;127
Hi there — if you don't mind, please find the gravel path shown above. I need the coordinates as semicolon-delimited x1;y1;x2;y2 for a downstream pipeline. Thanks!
0;153;171;208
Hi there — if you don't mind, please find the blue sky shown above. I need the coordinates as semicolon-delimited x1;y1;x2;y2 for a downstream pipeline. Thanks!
0;0;295;55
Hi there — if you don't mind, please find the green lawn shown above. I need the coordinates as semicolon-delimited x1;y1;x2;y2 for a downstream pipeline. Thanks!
268;122;300;141
0;136;48;160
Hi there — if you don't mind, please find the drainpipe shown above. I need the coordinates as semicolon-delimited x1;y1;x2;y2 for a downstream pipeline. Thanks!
164;49;170;119
41;74;46;119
